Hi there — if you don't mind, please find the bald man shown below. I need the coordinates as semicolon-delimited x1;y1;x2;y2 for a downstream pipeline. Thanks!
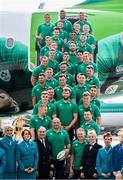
46;118;71;179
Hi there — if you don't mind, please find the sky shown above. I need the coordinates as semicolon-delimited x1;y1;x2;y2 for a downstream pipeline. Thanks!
0;0;85;12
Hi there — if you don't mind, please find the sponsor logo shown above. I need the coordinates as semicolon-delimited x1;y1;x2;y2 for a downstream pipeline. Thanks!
116;65;123;74
0;70;11;82
105;85;118;94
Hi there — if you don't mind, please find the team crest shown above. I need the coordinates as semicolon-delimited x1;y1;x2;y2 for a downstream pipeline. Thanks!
0;70;11;82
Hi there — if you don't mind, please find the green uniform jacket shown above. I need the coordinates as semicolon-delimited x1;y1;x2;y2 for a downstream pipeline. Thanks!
46;128;70;160
71;139;86;170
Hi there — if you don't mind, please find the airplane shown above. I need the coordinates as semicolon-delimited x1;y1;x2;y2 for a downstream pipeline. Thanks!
0;0;123;133
100;92;123;127
0;0;85;112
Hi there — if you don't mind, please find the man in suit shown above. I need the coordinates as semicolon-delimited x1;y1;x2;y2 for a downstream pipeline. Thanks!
81;130;102;179
35;126;51;179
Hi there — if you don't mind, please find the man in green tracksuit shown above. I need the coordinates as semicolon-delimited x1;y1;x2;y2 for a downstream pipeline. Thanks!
55;10;73;34
56;87;78;141
69;128;86;179
32;73;49;106
31;56;48;86
78;91;101;127
46;118;71;179
54;74;76;101
36;14;54;47
30;104;52;139
80;109;100;137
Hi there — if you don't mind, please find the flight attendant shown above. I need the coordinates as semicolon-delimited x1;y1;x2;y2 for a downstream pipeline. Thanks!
0;126;17;179
16;129;39;179
96;132;114;179
0;147;6;179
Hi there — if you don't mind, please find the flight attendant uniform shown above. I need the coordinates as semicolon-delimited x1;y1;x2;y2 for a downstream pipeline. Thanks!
16;140;38;179
96;146;114;179
0;147;6;179
0;135;17;179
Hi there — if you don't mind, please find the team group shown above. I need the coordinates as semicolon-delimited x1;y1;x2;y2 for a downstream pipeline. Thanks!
0;10;123;179
31;9;101;178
